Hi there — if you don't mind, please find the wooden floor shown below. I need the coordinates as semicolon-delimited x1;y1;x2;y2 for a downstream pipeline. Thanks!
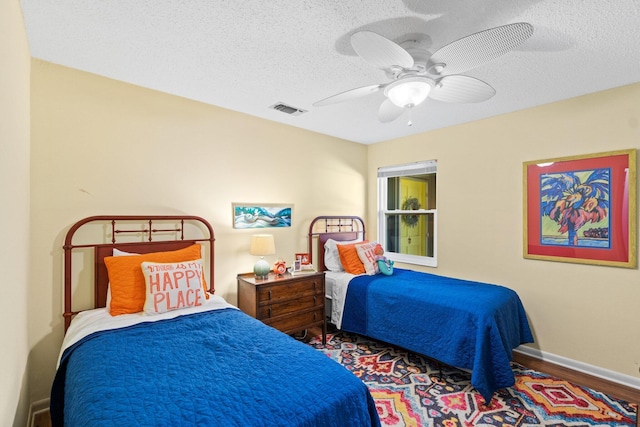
512;351;640;406
33;410;52;427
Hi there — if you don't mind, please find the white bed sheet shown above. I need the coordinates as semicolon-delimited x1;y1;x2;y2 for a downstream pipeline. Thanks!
58;295;236;367
324;271;359;329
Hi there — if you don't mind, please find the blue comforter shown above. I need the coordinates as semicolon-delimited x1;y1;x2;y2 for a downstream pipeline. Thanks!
51;308;380;427
341;269;533;402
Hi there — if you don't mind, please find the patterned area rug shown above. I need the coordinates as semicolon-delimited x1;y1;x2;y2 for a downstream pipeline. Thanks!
307;332;637;427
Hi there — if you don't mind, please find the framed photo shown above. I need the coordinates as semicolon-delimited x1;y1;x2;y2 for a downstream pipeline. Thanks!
523;149;636;268
232;203;292;229
293;259;302;272
295;252;311;265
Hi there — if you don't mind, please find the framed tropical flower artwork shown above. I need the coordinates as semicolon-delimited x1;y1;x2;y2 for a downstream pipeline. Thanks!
523;149;636;268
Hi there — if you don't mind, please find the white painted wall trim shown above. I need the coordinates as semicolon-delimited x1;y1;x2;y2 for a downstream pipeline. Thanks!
515;346;640;391
27;398;50;427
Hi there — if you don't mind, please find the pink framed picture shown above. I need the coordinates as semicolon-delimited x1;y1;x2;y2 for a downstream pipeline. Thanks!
523;149;636;268
295;253;311;265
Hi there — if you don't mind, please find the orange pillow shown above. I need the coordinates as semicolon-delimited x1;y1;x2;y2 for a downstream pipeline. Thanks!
337;240;368;275
104;244;205;316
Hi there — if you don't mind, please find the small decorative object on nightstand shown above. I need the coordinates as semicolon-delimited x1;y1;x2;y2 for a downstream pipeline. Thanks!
237;271;326;345
274;259;287;276
249;234;275;279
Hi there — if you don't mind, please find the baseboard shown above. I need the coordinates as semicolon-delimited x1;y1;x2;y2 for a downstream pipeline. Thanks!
27;398;50;427
515;345;640;391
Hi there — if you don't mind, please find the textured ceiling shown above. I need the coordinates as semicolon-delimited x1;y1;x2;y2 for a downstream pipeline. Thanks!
21;0;640;144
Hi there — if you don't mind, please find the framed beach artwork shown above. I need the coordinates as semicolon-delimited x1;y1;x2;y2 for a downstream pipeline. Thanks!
232;203;292;229
523;149;636;268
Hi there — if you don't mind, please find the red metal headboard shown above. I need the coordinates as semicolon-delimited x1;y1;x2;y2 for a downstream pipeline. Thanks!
63;215;215;331
307;216;365;271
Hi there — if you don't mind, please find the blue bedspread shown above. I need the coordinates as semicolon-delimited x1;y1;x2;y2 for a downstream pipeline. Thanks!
51;308;380;427
341;269;533;402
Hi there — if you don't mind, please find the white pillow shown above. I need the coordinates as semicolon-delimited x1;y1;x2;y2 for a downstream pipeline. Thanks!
324;238;362;272
113;248;137;257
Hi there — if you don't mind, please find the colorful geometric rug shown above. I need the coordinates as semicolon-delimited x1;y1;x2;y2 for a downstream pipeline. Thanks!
307;331;637;427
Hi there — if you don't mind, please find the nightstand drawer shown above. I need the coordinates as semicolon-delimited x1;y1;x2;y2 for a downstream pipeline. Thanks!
257;294;322;319
237;271;326;345
264;308;324;333
257;278;322;304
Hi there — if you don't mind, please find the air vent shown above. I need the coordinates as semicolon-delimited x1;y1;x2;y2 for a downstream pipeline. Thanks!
269;102;307;116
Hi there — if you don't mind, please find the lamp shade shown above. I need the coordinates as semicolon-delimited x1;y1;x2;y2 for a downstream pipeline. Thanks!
249;234;276;256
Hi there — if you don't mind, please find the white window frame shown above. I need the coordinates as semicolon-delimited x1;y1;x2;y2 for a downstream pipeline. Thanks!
377;160;437;267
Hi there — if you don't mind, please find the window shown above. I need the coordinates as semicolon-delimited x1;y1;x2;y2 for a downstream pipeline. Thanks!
377;160;437;267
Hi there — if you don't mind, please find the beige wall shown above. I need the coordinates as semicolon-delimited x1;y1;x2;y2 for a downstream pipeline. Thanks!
368;83;640;379
22;51;640;407
28;60;367;402
0;1;31;426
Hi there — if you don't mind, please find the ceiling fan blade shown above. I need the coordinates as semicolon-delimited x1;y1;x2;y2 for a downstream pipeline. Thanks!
351;31;414;70
378;99;405;123
427;22;534;75
313;84;383;107
429;75;496;103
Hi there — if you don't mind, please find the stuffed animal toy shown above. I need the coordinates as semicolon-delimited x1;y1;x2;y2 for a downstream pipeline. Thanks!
374;244;394;275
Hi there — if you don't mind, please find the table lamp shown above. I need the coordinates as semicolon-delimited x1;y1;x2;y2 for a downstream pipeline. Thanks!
249;234;276;279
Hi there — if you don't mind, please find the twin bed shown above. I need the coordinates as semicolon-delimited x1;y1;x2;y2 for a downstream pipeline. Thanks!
52;213;533;425
51;215;380;427
308;215;534;402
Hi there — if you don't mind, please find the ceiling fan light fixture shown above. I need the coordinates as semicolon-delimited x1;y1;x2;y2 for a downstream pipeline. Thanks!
385;77;433;108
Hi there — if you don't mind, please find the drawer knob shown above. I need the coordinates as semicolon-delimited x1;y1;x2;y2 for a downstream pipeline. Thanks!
267;307;272;318
268;290;272;300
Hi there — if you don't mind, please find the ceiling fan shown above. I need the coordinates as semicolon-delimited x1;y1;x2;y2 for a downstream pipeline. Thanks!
313;22;534;124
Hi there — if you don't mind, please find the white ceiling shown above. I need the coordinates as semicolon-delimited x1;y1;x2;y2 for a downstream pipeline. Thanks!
21;0;640;145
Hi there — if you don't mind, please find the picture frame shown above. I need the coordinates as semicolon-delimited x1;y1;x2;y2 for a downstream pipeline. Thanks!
523;149;636;268
232;203;292;229
295;252;311;265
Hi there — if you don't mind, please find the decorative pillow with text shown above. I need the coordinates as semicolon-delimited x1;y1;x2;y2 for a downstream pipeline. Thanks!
355;241;380;275
141;260;205;315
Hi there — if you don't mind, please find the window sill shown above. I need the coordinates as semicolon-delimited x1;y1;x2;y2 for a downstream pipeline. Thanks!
387;253;437;268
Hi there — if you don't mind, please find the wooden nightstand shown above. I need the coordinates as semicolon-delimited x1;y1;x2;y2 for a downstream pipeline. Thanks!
237;271;326;345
